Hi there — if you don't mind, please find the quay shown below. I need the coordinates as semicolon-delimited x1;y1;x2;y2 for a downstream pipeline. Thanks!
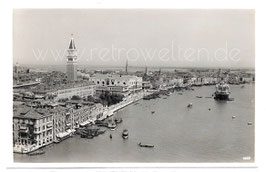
98;91;147;121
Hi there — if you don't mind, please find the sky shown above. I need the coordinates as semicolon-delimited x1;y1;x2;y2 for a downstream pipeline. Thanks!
13;9;255;68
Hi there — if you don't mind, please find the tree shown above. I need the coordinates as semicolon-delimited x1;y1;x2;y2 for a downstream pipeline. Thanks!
71;95;82;100
99;91;124;106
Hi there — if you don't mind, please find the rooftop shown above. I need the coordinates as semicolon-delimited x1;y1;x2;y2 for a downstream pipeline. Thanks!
13;105;51;119
91;74;141;81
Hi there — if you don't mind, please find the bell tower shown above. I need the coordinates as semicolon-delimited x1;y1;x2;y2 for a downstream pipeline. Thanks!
66;34;77;81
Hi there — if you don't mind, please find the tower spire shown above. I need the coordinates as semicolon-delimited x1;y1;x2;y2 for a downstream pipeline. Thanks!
69;34;76;50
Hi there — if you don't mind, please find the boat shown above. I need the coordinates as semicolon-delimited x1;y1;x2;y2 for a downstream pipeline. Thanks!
248;122;252;125
178;92;183;95
122;129;129;139
232;116;236;119
108;122;117;130
114;117;123;124
214;81;230;100
110;134;112;139
151;111;155;114
138;142;154;148
196;96;202;98
87;135;94;139
110;127;116;131
187;103;193;108
241;85;245;88
28;149;45;156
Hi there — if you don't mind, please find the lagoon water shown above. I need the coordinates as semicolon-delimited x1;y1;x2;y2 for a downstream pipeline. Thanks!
14;84;255;162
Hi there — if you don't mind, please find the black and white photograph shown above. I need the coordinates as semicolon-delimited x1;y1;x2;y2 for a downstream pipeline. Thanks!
12;8;255;163
2;0;266;171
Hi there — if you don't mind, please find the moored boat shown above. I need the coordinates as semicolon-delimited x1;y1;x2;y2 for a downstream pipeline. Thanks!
114;117;123;124
214;81;230;100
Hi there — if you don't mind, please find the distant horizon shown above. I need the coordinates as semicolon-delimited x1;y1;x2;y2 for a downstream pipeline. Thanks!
16;63;255;70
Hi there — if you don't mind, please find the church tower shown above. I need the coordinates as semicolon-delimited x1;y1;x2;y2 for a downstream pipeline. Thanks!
125;59;128;74
66;34;77;81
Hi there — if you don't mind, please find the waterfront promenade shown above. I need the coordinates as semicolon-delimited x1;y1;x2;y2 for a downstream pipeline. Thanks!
98;90;147;121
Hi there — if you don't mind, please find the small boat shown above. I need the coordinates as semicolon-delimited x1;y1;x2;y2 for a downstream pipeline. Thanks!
108;122;117;130
163;97;167;99
232;116;236;119
110;134;112;139
28;149;45;156
248;122;252;125
87;135;94;139
208;108;211;111
110;127;116;131
241;85;245;88
138;142;154;148
54;140;60;144
178;93;183;95
151;111;155;114
114;117;123;124
187;103;193;108
228;98;235;101
196;96;202;98
122;129;129;139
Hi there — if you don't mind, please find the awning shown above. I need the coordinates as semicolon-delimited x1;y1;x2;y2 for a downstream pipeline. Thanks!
79;121;90;127
66;129;72;133
46;123;53;128
19;126;27;130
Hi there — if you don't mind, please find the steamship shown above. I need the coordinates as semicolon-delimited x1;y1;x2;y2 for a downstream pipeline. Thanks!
214;81;230;100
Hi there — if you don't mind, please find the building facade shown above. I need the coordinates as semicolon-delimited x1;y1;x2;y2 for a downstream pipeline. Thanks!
55;84;96;101
13;107;53;153
89;74;143;96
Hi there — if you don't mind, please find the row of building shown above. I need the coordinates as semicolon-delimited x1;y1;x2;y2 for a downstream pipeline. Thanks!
13;101;105;153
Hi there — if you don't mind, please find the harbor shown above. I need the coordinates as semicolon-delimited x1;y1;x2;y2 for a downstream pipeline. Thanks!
14;83;254;162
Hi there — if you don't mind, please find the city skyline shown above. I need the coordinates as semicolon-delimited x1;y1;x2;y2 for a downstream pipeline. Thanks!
13;9;255;68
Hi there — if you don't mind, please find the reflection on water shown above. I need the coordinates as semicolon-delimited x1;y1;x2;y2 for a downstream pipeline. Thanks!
14;84;255;163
